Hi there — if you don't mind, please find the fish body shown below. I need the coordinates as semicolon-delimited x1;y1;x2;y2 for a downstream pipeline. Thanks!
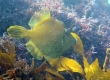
7;9;82;60
26;17;76;60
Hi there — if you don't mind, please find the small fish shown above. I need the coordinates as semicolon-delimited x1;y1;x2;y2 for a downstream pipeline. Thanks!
7;9;84;60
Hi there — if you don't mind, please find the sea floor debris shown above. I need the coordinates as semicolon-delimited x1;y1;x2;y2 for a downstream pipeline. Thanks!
0;35;110;80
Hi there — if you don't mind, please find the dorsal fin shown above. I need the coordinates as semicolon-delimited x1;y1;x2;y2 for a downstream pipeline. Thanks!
28;8;51;28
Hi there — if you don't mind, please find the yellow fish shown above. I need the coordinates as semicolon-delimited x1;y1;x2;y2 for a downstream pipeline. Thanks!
7;9;84;60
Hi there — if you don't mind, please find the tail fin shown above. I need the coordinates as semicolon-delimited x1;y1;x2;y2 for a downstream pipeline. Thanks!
7;25;28;39
71;33;85;57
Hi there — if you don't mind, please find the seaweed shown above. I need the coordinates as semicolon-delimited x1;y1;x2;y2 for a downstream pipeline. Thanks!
0;39;16;71
0;35;110;80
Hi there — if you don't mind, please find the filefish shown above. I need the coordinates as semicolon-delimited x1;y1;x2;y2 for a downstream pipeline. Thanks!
7;9;84;60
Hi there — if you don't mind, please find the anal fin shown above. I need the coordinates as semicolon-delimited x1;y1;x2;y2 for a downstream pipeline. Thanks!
26;40;43;60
